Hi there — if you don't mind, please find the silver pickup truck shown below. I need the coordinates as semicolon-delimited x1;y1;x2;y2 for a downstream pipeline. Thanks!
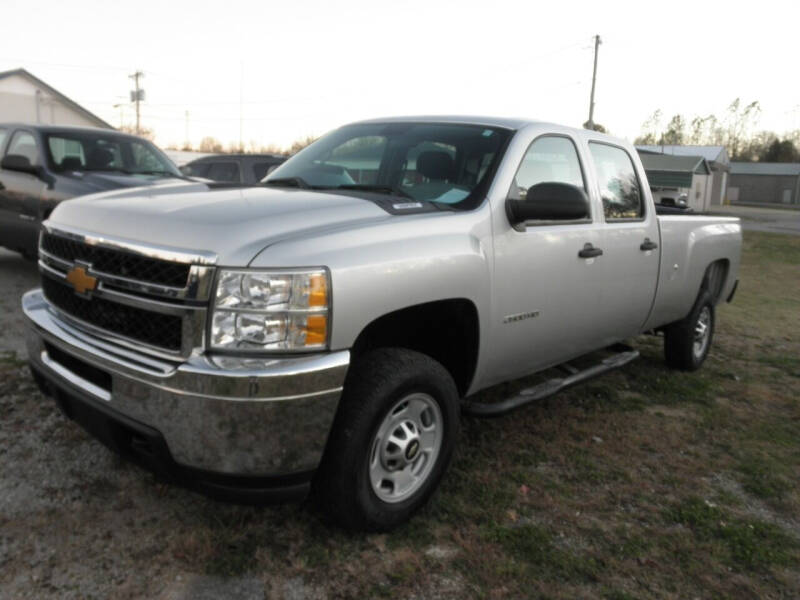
23;116;741;530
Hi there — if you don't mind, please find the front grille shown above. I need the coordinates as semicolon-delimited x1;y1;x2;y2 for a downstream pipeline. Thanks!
42;277;183;351
41;232;191;288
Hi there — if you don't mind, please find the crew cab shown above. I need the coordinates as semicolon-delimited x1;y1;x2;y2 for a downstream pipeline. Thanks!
23;116;741;531
0;124;185;258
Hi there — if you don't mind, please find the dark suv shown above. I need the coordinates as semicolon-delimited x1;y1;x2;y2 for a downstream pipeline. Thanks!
182;153;286;184
0;124;185;258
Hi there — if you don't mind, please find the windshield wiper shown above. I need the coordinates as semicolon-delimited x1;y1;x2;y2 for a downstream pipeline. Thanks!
85;166;135;175
263;176;312;189
330;184;412;199
134;169;178;177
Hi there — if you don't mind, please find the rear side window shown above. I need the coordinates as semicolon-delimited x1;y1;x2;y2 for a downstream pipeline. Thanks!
589;143;643;220
0;128;7;153
253;161;277;181
206;162;241;182
7;131;40;165
511;136;585;200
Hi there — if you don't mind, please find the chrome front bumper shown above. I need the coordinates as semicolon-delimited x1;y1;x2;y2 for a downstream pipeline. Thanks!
23;289;349;481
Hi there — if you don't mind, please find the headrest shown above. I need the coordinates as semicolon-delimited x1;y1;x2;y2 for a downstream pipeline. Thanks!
87;147;114;168
60;157;83;170
416;151;453;181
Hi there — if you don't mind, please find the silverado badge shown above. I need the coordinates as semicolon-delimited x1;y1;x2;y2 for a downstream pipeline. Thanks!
65;265;97;296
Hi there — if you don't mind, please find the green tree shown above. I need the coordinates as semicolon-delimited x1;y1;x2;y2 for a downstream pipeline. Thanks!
760;139;800;162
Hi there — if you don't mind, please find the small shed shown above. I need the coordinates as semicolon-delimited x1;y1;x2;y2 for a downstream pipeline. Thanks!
728;162;800;206
637;153;712;212
637;145;729;205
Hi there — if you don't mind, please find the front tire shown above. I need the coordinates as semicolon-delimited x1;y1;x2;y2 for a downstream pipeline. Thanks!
664;289;715;371
314;348;460;531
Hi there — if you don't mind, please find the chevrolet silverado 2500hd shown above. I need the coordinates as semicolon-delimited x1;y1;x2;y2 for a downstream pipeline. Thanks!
23;117;741;530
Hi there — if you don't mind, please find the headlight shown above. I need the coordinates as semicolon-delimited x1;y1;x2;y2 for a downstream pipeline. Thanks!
210;269;330;351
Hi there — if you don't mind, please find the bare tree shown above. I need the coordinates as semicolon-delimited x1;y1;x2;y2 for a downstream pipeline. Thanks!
724;99;761;160
118;125;155;141
286;135;318;155
660;114;687;145
198;137;224;153
633;110;662;145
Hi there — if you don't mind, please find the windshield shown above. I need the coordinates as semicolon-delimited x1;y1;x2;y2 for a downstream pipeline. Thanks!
265;122;512;209
45;132;180;177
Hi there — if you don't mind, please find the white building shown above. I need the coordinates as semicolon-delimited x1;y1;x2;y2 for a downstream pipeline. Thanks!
0;68;112;129
638;153;713;212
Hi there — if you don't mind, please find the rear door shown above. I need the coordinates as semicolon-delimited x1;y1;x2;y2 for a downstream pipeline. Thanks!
587;141;660;343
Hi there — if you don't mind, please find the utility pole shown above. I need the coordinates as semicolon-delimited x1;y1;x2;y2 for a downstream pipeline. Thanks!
239;61;244;152
185;110;190;149
586;34;601;130
129;70;144;134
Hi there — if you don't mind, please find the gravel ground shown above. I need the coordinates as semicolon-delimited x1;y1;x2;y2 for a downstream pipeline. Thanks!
0;249;39;359
0;250;321;600
707;204;800;235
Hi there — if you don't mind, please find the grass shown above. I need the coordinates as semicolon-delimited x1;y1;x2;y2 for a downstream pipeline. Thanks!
664;497;796;570
4;231;800;598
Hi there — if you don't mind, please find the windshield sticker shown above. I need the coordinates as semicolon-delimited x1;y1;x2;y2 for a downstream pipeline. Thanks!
433;189;470;204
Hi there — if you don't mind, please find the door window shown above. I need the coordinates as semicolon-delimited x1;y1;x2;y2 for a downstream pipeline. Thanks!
0;128;7;153
589;143;643;220
206;162;241;182
7;131;40;165
253;161;281;181
511;136;585;202
185;162;211;178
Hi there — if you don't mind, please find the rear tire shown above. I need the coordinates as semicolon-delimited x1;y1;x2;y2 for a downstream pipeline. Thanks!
314;348;460;531
664;289;715;371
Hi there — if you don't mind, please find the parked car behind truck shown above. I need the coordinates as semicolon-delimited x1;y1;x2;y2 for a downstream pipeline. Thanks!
23;116;741;531
0;124;185;258
181;153;286;184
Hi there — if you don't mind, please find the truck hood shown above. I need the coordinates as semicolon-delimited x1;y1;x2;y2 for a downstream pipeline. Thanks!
48;184;391;265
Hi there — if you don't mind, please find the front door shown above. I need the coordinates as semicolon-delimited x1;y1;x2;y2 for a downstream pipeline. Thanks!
486;134;608;385
0;129;46;256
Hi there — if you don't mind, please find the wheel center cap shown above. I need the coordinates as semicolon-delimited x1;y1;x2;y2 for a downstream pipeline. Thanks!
405;439;420;461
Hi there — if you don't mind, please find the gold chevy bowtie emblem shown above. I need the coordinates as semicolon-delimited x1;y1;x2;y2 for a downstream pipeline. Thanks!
65;266;97;295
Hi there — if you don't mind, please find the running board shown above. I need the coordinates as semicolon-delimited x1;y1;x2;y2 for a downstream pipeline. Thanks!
461;346;640;418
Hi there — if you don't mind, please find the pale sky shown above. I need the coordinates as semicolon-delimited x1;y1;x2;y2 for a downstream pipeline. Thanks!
2;0;798;149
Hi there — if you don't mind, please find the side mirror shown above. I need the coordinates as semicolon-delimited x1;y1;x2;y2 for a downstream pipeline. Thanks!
1;154;39;175
507;182;589;226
